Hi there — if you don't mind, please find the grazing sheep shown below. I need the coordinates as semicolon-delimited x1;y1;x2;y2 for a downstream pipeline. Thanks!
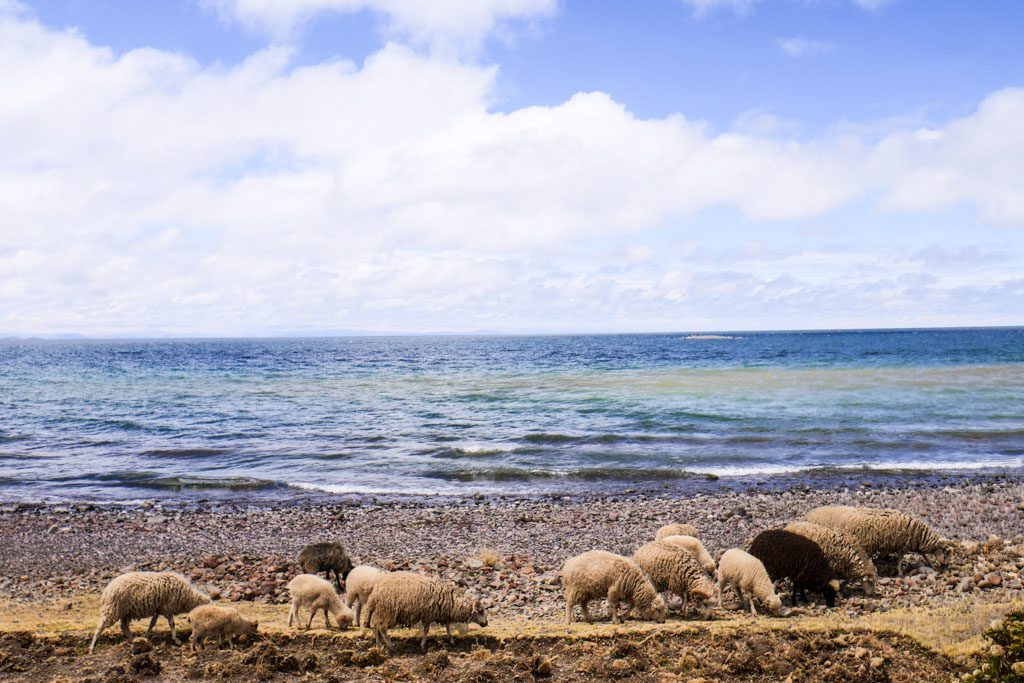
298;542;353;591
89;571;210;653
656;523;699;540
748;529;841;607
188;605;257;651
658;534;717;575
633;541;717;617
360;571;487;651
561;550;668;625
784;521;878;595
345;564;383;626
287;574;354;631
717;548;783;617
805;505;951;575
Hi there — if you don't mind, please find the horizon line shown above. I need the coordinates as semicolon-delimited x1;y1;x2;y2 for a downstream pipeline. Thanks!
2;324;1022;342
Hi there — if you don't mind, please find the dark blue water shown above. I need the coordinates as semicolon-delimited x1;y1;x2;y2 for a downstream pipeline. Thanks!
1;328;1023;501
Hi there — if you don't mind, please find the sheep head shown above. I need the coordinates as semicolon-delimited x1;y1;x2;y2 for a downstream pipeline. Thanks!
469;600;488;628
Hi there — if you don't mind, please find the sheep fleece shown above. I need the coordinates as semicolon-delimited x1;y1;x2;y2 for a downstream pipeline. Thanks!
361;572;477;631
784;521;877;585
97;572;210;623
561;550;660;613
633;541;716;600
804;506;945;556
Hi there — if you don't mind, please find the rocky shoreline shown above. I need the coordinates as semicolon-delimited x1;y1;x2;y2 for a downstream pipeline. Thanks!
3;473;1024;624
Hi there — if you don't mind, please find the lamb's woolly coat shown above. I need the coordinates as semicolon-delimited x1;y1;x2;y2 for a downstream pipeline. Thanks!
188;604;257;651
633;541;717;616
287;574;354;631
748;529;840;608
717;548;783;617
298;542;354;591
344;564;384;626
561;550;667;625
805;506;949;575
656;523;699;540
360;571;487;650
658;534;717;574
784;521;878;594
89;572;210;652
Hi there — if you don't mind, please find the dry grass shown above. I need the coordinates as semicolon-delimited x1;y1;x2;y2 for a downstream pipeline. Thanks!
2;595;1019;659
474;550;501;568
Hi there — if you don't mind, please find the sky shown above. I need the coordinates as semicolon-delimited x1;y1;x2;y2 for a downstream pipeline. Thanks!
1;0;1022;336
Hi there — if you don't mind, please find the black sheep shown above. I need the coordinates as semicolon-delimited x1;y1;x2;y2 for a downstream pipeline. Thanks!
748;529;840;607
298;542;353;591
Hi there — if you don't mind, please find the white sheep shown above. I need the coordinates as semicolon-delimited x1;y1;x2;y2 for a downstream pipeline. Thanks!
188;604;258;651
561;550;667;625
360;571;487;651
784;521;878;594
656;523;699;540
633;541;717;617
658;534;717;575
287;573;354;631
805;506;951;575
89;571;210;653
344;564;383;626
717;548;783;617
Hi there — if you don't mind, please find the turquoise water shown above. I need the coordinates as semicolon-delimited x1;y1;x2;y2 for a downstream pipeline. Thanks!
0;328;1022;500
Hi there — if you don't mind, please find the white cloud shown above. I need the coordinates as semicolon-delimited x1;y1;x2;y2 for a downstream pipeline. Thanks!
201;0;558;49
681;0;759;17
0;10;1022;335
684;0;894;17
852;0;895;10
777;38;835;57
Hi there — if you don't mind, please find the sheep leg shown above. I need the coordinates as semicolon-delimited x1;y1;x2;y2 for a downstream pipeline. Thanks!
354;601;362;627
190;633;199;652
446;623;454;643
717;579;725;610
306;610;316;630
323;608;333;629
167;614;177;643
226;635;234;649
145;615;158;639
120;617;133;639
897;554;906;577
89;616;114;653
682;591;689;618
288;603;297;628
419;622;430;651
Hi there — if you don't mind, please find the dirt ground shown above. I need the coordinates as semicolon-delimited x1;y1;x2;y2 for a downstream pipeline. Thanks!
1;596;1008;682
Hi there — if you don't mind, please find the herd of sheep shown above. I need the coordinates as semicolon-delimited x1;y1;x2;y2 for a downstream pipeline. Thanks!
85;504;953;655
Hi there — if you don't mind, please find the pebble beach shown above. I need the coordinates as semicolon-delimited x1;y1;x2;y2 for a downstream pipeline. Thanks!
4;473;1024;620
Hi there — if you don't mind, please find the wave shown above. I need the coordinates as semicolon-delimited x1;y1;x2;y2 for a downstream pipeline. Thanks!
425;467;719;483
131;475;279;491
73;470;280;491
682;335;741;340
430;444;514;459
141;448;229;458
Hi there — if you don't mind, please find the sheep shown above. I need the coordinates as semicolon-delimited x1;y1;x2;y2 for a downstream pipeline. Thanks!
748;529;841;607
89;571;210;653
805;505;951;575
784;521;878;595
717;548;784;617
658;534;717;575
298;541;353;591
633;541;717;617
561;550;667;625
287;574;355;631
344;564;383;626
656;523;699;540
360;571;487;651
188;604;257;652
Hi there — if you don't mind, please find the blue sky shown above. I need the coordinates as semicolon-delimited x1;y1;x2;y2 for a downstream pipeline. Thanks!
1;0;1022;335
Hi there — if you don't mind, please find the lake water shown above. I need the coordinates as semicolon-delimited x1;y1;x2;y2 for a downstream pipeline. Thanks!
1;328;1022;501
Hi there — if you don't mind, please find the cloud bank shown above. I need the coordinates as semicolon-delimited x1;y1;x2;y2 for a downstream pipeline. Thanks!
0;5;1021;335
